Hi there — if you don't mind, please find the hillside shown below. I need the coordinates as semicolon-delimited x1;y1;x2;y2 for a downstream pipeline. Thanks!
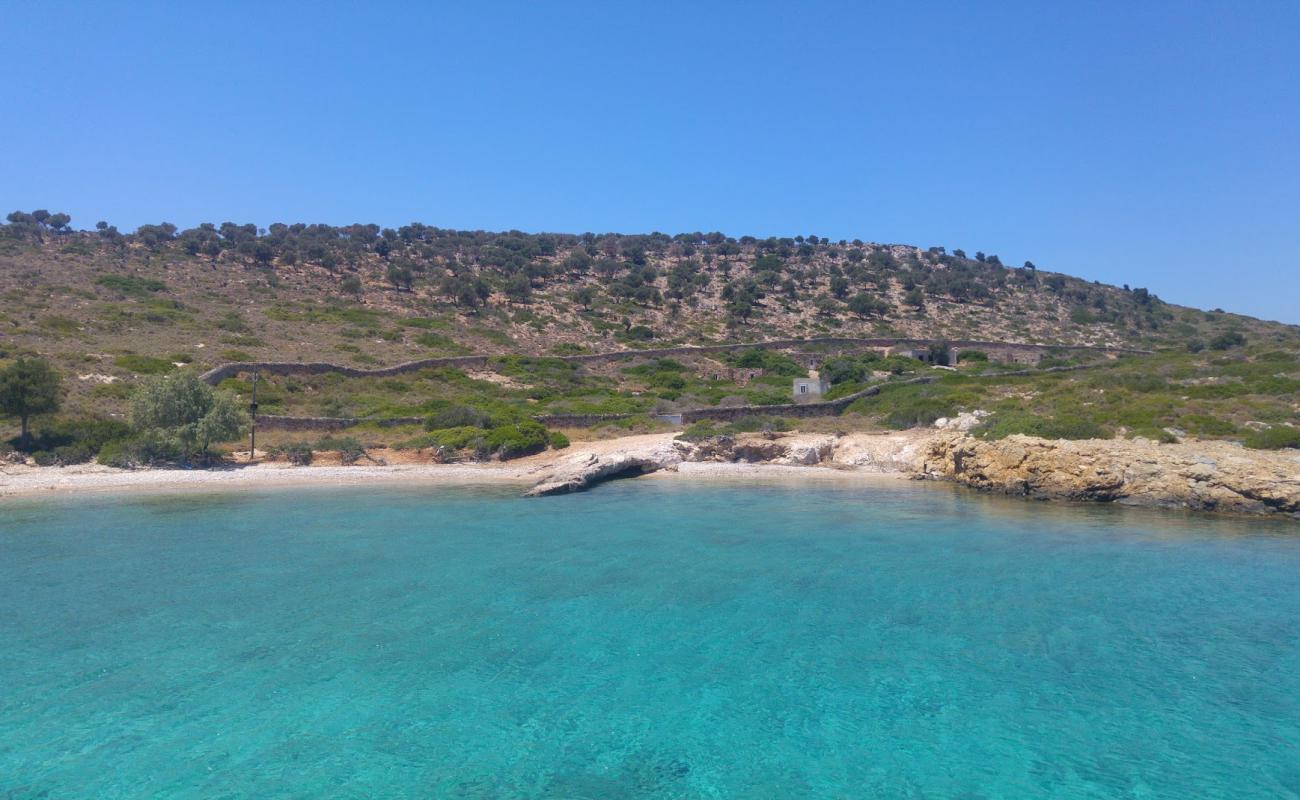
2;210;1298;460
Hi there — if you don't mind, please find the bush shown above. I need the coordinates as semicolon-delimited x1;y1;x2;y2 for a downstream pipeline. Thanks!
846;382;969;429
426;405;491;430
548;431;570;449
1209;331;1246;350
96;434;179;468
1243;426;1300;450
280;442;313;465
484;420;550;459
958;350;989;363
421;426;487;451
728;348;804;376
1107;373;1167;393
1178;414;1240;437
314;435;366;464
677;416;789;441
17;418;132;463
95;274;166;296
96;440;137;467
975;411;1110;441
114;354;175;374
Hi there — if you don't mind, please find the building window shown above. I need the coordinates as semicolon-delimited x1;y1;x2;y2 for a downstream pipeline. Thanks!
799;385;807;393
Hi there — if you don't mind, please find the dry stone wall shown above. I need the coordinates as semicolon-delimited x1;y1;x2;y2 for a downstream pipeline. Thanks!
201;338;1145;385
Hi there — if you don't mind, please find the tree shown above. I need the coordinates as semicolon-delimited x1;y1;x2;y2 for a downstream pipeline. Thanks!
563;250;592;274
572;286;597;310
340;275;363;298
504;273;532;304
386;263;414;291
47;212;71;233
904;286;925;310
847;292;887;318
1209;331;1246;350
0;358;62;446
130;371;247;459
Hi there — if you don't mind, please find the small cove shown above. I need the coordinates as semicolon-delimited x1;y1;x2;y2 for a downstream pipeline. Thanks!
1;481;1297;798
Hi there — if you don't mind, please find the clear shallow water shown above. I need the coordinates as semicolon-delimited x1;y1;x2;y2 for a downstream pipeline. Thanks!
1;482;1298;799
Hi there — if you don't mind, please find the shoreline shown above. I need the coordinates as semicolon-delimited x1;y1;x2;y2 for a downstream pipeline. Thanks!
2;430;1297;519
0;459;906;501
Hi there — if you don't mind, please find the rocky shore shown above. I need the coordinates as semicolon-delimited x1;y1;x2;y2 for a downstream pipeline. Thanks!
3;429;1297;519
917;433;1300;516
523;430;1300;518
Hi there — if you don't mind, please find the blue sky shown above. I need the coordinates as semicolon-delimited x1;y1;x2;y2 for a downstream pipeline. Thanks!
3;1;1298;323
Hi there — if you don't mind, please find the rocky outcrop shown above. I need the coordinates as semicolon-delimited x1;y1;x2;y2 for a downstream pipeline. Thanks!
524;440;686;496
680;434;837;466
919;433;1300;516
522;428;1300;518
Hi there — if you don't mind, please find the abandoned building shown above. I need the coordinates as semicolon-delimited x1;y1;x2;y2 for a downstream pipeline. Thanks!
700;366;765;385
793;370;831;401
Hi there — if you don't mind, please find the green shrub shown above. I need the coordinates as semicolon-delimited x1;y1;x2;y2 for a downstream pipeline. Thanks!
1127;427;1178;444
90;381;133;400
1209;331;1246;350
317;434;369;465
846;382;968;429
1107;373;1167;393
96;274;167;296
1178;414;1240;437
548;431;570;449
678;421;724;441
1243;426;1300;450
280;442;313;465
958;350;989;363
96;440;136;467
426;405;491;430
96;435;179;467
975;411;1110;441
422;426;487;451
727;348;803;376
677;415;789;441
114;354;175;374
485;420;550;459
18;418;132;462
415;331;455;348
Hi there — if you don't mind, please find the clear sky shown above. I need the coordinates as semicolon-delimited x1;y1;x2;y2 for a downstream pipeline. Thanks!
3;1;1298;323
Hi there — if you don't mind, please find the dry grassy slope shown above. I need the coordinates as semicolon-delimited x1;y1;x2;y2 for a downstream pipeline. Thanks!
0;234;1293;420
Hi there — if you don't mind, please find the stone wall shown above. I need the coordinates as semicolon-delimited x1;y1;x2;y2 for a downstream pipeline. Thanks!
250;363;1098;432
680;376;938;423
201;356;490;384
254;415;425;431
200;337;1146;385
533;413;637;427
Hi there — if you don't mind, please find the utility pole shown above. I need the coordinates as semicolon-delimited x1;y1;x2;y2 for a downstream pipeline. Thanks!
248;371;259;461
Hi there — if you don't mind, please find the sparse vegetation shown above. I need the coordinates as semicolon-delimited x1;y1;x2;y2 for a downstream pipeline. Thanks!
2;211;1297;455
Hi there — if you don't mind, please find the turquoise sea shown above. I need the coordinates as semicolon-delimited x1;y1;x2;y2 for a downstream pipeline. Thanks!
1;480;1298;799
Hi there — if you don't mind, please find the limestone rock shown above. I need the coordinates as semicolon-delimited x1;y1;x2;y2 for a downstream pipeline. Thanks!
919;433;1300;516
526;441;684;496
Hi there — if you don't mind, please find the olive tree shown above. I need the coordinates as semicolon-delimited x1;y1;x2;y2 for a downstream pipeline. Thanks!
0;358;62;445
130;371;247;459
